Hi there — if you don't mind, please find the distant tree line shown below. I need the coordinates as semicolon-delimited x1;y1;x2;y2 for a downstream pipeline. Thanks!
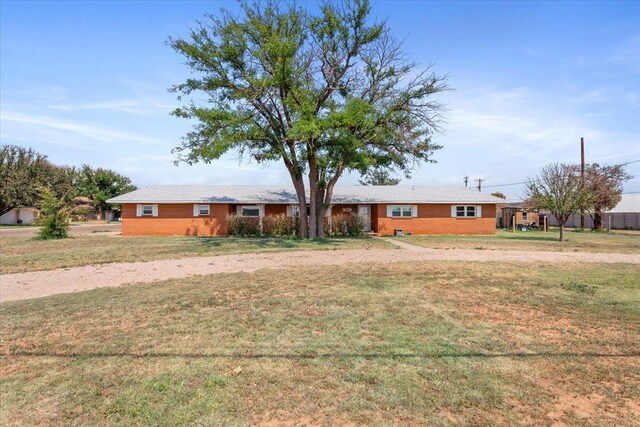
0;144;136;219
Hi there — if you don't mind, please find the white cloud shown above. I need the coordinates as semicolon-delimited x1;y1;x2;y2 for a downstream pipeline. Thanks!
0;111;164;145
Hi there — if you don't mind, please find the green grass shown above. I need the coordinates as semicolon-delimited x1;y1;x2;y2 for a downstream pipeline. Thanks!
1;262;638;425
394;228;640;253
0;234;394;274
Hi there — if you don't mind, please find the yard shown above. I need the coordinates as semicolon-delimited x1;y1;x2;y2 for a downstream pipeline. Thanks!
1;262;638;425
0;234;393;274
393;229;640;254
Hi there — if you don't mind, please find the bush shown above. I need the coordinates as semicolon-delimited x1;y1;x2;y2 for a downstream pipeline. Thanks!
327;214;365;237
227;214;261;237
262;214;295;237
36;188;70;240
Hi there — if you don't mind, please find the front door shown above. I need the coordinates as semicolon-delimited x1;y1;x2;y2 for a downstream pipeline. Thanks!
358;205;371;232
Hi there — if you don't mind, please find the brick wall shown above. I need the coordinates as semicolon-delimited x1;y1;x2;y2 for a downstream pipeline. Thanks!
121;202;497;236
121;203;231;236
376;203;496;235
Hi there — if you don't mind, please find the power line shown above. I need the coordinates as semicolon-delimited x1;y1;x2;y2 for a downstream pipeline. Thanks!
483;181;527;188
481;159;640;190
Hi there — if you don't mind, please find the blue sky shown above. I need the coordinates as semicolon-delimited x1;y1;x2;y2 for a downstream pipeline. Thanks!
1;0;639;200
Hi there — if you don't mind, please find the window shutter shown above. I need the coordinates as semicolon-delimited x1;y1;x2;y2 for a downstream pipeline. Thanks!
412;205;418;217
193;204;199;217
152;204;159;217
286;206;292;217
451;206;457;218
136;204;142;217
476;205;482;218
236;206;242;216
386;205;393;217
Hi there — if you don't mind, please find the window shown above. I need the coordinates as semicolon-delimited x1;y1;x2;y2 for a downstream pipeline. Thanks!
389;205;413;218
198;205;210;216
455;206;477;218
522;211;528;221
291;205;300;217
241;206;260;217
142;205;153;216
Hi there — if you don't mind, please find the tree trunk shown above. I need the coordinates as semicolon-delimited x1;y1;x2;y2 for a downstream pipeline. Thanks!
317;167;343;238
559;223;565;242
282;156;308;238
308;154;319;239
593;209;603;230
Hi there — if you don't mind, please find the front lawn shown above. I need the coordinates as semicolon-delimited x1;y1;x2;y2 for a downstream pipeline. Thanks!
393;229;640;253
1;262;638;425
0;234;393;274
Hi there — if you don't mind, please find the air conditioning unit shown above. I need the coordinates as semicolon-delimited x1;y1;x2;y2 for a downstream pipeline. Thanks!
394;229;404;236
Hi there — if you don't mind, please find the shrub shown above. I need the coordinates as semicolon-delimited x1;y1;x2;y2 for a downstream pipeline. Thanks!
36;188;70;240
327;214;365;237
262;214;295;237
226;214;260;237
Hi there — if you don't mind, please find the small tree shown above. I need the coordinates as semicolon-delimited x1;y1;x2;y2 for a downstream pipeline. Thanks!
37;188;70;240
359;168;401;186
584;163;632;229
526;163;592;242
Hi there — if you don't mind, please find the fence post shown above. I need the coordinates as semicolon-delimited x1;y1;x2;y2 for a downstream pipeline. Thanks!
512;215;516;232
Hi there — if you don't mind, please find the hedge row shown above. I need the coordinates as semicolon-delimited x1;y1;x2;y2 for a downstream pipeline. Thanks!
226;214;365;237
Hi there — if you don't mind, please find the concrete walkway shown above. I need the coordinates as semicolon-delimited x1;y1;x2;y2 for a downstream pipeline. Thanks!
2;238;639;302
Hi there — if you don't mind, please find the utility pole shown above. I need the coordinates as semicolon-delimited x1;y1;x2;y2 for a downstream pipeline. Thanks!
580;137;585;229
463;175;469;188
475;178;484;192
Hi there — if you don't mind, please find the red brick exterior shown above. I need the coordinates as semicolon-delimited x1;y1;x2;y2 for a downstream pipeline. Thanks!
375;204;497;235
120;202;496;236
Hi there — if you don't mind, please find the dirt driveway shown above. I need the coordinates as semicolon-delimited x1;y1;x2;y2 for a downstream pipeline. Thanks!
2;238;639;302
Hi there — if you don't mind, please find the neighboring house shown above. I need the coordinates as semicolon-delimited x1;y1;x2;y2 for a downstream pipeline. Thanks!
107;185;505;237
498;202;542;229
71;196;97;221
0;207;40;225
545;193;640;230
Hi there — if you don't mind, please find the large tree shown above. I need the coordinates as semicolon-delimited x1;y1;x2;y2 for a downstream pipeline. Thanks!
169;0;447;238
76;165;137;219
584;163;632;229
526;163;592;242
0;144;75;216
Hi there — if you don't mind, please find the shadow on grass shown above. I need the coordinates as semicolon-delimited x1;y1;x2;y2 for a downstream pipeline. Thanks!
5;351;639;360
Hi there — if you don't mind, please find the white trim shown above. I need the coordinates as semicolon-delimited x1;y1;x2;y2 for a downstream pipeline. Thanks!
152;204;158;217
476;205;482;218
193;204;199;217
136;204;142;217
412;205;418;217
453;205;478;218
387;205;413;218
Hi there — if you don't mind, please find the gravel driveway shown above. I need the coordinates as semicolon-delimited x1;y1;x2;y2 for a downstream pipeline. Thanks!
1;238;639;302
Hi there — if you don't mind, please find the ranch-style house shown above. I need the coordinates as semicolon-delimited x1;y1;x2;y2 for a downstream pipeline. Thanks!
107;185;506;236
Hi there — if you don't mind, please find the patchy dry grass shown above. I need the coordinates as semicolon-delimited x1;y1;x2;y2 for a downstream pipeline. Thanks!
396;229;640;254
1;262;638;425
0;235;393;274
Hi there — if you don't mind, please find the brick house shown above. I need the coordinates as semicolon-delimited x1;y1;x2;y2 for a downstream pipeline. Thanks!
107;185;505;236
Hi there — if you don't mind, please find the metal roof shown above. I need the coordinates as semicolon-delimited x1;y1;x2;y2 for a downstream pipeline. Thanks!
606;194;640;213
107;185;506;205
